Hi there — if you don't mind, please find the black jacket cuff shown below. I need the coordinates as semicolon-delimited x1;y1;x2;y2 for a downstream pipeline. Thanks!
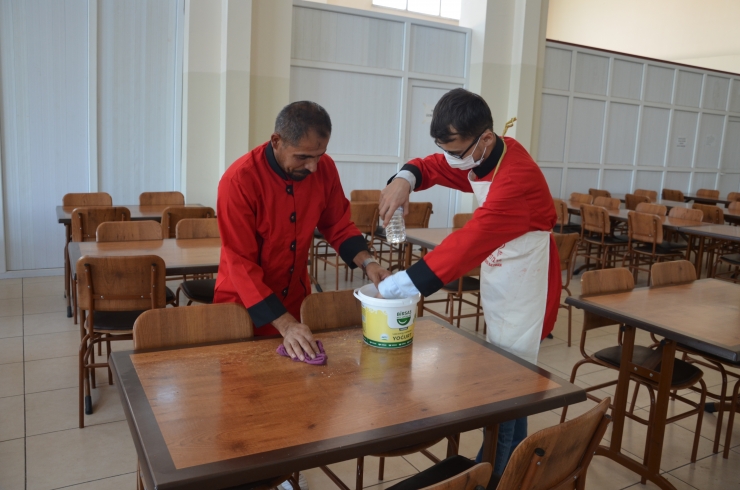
406;258;445;297
387;163;423;191
247;294;288;328
338;235;369;269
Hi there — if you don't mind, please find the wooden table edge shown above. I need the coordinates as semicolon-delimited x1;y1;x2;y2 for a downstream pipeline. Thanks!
111;317;585;489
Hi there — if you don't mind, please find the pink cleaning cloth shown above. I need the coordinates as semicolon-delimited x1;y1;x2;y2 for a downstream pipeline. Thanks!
276;340;327;365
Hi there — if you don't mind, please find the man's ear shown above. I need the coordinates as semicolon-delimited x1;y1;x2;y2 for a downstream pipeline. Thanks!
270;133;281;149
481;130;496;147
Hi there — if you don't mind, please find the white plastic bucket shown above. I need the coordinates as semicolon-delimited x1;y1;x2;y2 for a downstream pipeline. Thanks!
353;284;421;348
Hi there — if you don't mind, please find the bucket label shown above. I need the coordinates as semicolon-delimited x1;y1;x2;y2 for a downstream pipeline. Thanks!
396;310;412;326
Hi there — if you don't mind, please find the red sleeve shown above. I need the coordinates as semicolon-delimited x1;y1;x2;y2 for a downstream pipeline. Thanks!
400;154;473;193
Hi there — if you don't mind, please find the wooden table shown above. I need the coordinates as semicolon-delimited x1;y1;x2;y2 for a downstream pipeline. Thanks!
724;207;740;225
404;228;454;315
567;279;740;490
684;194;732;206
111;318;585;490
564;201;707;231
678;224;740;277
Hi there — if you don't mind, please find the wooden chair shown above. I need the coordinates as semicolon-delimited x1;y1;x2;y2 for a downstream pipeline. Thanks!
692;203;724;224
569;192;593;204
139;191;184;206
588;188;611;199
729;201;740;211
727;192;740;203
692;204;726;273
593;196;620;211
385;458;491;490
576;204;626;272
376;202;433;272
554;233;579;347
634;189;658;202
175;219;221;305
161;206;215;238
76;255;166;428
622;211;684;283
662;189;685;201
635;202;667;217
668;207;702;222
696;188;720;199
350;189;381;202
561;268;707;464
96;220;162;242
625;193;649;211
300;290;459;490
552;198;570;233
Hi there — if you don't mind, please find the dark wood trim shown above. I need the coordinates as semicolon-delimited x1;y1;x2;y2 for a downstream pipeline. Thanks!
111;317;585;490
678;225;740;242
683;195;732;206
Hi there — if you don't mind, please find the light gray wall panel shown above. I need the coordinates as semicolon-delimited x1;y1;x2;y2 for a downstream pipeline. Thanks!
537;94;568;162
564;168;599;197
409;25;466;78
604;103;638;165
611;59;643;100
667;110;698;168
574;52;609;95
603;169;632;194
702;75;730;111
730;79;740;113
644;65;675;104
691;172;718;192
290;67;402;156
635;170;663;191
292;6;404;70
543;47;571;91
568;98;605;164
97;1;179;203
664;171;690;192
722;118;740;172
695;113;724;169
718;173;740;197
540;167;563;198
675;70;703;107
0;0;89;270
637;106;670;166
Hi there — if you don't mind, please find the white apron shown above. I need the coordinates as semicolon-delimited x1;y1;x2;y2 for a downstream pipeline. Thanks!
469;144;550;364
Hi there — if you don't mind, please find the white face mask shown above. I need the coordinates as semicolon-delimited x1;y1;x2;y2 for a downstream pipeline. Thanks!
443;137;488;170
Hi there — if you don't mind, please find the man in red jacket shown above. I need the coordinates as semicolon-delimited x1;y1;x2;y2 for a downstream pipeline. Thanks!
378;89;560;476
215;101;390;361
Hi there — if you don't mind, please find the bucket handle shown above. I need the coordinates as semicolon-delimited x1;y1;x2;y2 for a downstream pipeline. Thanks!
353;288;362;301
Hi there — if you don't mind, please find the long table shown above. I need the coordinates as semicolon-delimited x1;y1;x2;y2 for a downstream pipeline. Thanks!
678;224;740;277
111;317;584;489
567;279;740;490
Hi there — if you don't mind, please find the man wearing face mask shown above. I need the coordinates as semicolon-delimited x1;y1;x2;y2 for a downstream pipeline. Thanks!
377;88;560;477
215;101;391;365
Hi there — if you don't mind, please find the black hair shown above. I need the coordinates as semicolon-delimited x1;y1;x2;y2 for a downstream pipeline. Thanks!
274;101;332;146
430;88;493;143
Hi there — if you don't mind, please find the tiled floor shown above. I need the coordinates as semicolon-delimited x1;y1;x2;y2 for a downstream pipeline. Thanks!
1;265;739;489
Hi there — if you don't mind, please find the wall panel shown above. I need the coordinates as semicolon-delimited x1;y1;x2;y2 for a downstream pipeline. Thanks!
543;47;571;91
611;59;643;100
637;106;670;166
537;94;568;163
604;103;638;165
409;25;466;78
568;98;605;164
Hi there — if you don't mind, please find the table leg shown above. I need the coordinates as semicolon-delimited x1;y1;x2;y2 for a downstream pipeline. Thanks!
64;224;72;317
694;236;705;278
609;325;636;452
481;424;499;468
645;340;676;476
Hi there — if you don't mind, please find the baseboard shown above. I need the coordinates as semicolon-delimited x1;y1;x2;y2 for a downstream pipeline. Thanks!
0;268;64;279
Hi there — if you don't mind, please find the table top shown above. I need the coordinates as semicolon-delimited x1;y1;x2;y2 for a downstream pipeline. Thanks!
567;279;740;363
684;194;732;206
405;228;454;249
677;224;740;241
724;208;740;224
56;204;203;224
111;318;584;489
68;238;221;276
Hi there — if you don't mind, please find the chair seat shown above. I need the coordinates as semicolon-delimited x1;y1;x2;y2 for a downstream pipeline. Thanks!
594;345;703;386
181;279;216;304
554;224;580;234
386;455;496;490
375;226;386;238
582;235;627;246
719;254;740;265
443;276;480;292
314;229;324;239
166;286;175;303
91;310;145;331
633;243;685;256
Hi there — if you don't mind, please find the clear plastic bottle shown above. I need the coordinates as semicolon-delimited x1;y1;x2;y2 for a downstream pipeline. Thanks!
385;207;406;244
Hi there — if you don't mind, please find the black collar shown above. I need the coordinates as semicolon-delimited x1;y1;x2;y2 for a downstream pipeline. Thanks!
265;143;289;180
472;135;504;179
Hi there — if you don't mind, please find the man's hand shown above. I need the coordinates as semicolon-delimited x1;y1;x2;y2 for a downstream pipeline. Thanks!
272;312;318;361
365;262;392;288
379;178;411;227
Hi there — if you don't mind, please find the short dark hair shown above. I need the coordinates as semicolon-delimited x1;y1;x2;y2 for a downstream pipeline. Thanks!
430;88;493;143
274;101;332;146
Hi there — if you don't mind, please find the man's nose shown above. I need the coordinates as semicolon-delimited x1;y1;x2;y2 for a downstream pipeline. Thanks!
305;160;318;173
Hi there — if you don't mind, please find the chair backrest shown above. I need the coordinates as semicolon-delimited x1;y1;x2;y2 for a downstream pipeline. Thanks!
96;221;162;242
593;196;620;211
625;193;649;211
729;201;740;212
139;191;185;206
420;462;492;490
133;303;253;350
635;202;667;217
453;213;474;229
350;202;380;236
300;289;362;331
350;189;381;202
634;189;658;202
71;206;131;242
662;188;685;201
552;199;568;229
75;255;167;312
588;188;611;198
175;218;220;239
161;206;215;238
553;233;579;274
696;188;720;199
580;204;610;236
581;268;634;332
727;192;740;202
668;207;703;222
650;260;697;287
628;211;663;245
406;202;433;228
569;192;593;205
495;398;611;490
63;192;112;207
692;203;724;224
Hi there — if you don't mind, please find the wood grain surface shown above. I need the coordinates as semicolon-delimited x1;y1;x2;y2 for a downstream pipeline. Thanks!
129;320;561;470
405;228;454;249
57;204;203;223
679;224;740;241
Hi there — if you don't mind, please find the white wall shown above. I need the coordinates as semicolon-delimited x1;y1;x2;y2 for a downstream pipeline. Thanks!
547;0;740;74
305;0;459;25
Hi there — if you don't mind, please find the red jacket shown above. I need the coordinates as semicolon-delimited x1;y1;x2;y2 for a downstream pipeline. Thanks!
398;136;560;339
214;142;368;335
